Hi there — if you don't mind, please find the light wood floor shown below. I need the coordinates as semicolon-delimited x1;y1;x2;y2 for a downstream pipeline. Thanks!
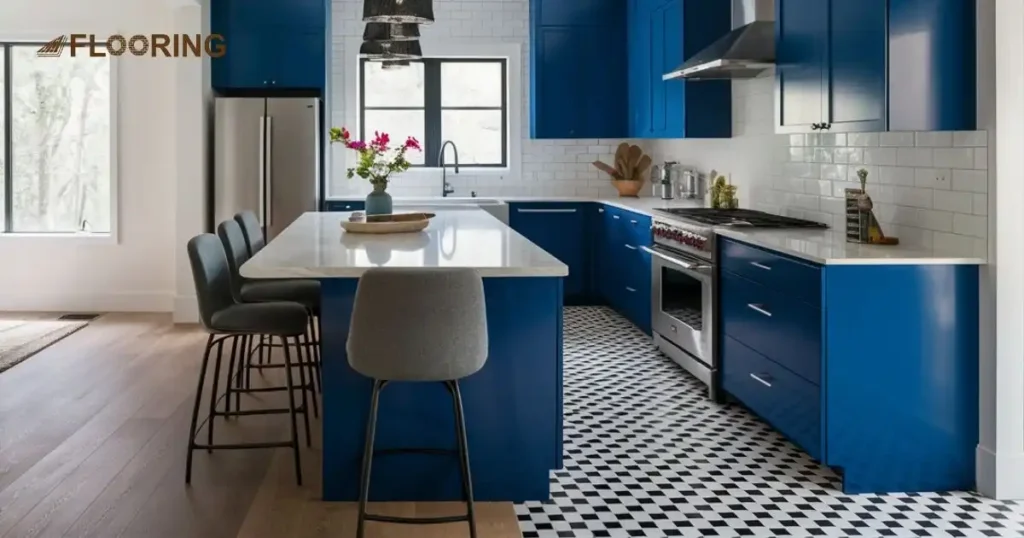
0;313;522;538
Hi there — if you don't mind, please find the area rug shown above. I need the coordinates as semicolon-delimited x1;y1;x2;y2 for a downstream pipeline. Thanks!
0;319;89;374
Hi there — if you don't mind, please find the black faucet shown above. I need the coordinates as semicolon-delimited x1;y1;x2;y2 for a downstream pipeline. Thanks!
439;140;459;197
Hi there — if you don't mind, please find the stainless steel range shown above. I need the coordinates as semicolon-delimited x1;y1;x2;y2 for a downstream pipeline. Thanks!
644;208;827;400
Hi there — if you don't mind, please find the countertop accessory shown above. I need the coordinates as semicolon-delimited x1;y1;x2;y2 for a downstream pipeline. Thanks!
330;127;422;215
658;161;679;200
679;169;704;200
845;169;898;245
593;143;652;197
341;212;436;234
708;171;738;209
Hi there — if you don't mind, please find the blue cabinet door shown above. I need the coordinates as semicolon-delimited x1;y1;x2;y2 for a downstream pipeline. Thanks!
775;0;828;133
215;31;281;89
530;0;627;139
649;0;682;138
887;0;976;131
509;204;589;303
627;0;651;137
822;0;886;133
276;31;326;89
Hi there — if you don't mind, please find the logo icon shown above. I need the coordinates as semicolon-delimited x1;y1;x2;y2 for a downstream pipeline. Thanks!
37;35;68;57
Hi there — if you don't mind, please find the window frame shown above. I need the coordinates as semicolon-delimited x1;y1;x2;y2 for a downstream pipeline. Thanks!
358;57;509;169
0;41;118;241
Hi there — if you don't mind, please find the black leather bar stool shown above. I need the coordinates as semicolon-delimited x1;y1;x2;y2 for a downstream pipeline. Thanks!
217;220;320;418
233;212;323;390
185;234;311;485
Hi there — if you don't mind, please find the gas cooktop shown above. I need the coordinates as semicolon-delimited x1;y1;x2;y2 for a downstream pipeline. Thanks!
655;208;828;228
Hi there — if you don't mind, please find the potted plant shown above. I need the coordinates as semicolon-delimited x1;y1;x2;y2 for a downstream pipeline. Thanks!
329;127;421;215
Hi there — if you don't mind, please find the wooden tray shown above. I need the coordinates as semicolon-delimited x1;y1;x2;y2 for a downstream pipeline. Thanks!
340;212;436;234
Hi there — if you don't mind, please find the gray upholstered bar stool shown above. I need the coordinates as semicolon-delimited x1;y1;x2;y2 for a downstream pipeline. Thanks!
218;219;321;418
233;211;323;386
185;234;310;485
348;267;488;538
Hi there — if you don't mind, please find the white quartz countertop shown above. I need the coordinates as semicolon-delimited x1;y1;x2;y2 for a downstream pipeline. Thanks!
324;196;985;265
240;210;569;279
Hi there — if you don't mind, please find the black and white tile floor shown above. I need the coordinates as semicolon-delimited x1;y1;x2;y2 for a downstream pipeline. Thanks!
515;307;1024;538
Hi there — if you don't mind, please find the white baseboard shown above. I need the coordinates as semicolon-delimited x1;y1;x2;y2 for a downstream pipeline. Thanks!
173;295;200;324
977;444;1024;499
0;291;173;313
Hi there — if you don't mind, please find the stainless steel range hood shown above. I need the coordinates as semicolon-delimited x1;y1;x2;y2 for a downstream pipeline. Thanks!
663;0;775;81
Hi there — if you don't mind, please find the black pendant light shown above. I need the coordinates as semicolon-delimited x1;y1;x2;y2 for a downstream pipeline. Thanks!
363;22;420;42
363;0;434;24
381;60;411;70
359;40;423;60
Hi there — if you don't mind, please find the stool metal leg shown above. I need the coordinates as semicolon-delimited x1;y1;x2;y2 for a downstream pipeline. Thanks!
225;336;238;417
185;334;216;484
356;379;385;538
448;380;478;538
206;335;227;453
292;337;313;446
280;336;303;486
234;335;246;411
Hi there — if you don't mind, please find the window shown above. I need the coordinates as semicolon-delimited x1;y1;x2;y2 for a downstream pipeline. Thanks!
0;43;113;234
359;58;508;168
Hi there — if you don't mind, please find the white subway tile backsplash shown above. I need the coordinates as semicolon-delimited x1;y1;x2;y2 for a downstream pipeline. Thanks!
806;179;833;196
952;169;988;193
953;131;987;147
953;213;987;238
878;166;916;187
818;133;847;147
932;190;973;213
832;180;861;198
934;232;987;257
914;168;952;190
812;147;834;163
879;132;914;147
789;148;808;162
847;133;879;147
864;147;897;165
932;148;975;169
892;186;933;209
897;148;933;167
915;131;953;147
974;148;988;170
973;194;988;216
846;165;877;184
820;196;846;214
789;134;806;147
820;164;848;181
833;147;862;164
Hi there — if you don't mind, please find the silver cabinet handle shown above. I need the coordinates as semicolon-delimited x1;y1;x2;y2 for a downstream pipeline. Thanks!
516;208;578;214
747;304;772;317
750;373;773;387
625;286;637;293
624;244;637;250
630;219;637;224
750;261;771;271
598;208;605;213
613;215;620;220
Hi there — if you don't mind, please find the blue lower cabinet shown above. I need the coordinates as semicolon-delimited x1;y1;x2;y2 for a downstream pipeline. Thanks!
323;200;365;212
598;205;652;334
508;203;590;303
719;237;980;494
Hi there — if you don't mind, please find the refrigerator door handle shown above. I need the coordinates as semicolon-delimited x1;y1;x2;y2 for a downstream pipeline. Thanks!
265;116;273;227
258;116;267;226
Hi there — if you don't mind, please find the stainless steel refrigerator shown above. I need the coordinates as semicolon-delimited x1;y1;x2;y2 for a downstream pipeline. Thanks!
213;97;321;240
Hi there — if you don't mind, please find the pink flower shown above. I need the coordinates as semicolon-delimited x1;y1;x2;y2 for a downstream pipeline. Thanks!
340;127;350;140
404;136;421;151
347;140;367;151
371;131;391;151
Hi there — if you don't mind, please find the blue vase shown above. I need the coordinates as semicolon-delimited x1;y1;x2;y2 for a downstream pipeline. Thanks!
365;187;393;216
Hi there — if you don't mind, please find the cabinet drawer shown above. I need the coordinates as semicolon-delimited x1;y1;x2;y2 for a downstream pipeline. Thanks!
722;336;821;460
720;239;822;307
721;273;821;384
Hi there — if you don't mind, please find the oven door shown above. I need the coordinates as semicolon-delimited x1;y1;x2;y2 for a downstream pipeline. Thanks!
643;245;714;367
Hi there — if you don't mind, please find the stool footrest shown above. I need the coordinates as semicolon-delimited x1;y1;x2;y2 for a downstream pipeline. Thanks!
374;447;456;457
250;362;318;370
363;513;470;525
213;406;307;417
190;441;295;451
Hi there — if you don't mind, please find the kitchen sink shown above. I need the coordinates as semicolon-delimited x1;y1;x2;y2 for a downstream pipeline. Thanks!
392;197;509;224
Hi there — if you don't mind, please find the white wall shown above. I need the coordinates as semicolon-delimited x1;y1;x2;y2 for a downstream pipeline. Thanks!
329;0;634;199
0;0;179;313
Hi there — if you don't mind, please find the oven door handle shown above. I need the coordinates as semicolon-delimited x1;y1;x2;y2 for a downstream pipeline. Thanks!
641;245;712;275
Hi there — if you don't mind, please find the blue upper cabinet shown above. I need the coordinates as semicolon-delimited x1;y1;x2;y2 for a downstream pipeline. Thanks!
530;0;627;139
775;0;976;134
211;0;327;92
629;0;732;139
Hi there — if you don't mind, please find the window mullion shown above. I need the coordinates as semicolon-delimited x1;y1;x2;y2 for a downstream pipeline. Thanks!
3;44;12;233
423;60;442;168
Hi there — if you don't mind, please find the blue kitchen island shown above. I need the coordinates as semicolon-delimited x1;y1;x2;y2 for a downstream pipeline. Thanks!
240;209;568;502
